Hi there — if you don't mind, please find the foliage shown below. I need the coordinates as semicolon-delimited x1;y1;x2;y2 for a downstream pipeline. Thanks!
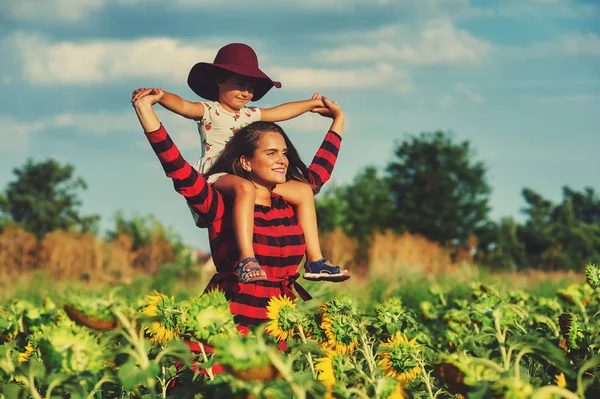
385;131;491;246
0;159;99;238
2;265;599;398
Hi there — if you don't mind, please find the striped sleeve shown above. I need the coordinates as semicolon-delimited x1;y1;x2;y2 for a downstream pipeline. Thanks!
145;124;225;224
304;130;341;190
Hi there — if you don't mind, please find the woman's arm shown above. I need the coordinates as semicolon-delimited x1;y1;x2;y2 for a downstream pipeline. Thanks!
132;90;225;225
132;87;205;119
304;97;345;190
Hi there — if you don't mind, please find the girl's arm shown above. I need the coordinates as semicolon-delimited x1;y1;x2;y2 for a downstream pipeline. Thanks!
132;89;225;226
132;88;205;120
260;95;324;122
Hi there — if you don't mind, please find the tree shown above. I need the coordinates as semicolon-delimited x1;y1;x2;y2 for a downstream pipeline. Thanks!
0;159;99;238
518;187;600;271
386;131;491;246
106;211;184;252
316;166;394;245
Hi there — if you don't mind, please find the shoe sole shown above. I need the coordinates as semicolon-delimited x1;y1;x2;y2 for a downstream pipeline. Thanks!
303;273;350;282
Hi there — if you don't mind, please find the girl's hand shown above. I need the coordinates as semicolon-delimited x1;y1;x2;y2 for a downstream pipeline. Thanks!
131;87;159;102
312;96;343;119
132;88;164;108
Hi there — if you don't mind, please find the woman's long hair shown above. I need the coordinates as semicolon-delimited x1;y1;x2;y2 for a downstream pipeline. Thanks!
205;121;318;193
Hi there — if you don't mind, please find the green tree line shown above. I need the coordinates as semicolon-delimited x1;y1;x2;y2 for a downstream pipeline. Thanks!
316;131;600;272
1;130;598;272
0;159;184;252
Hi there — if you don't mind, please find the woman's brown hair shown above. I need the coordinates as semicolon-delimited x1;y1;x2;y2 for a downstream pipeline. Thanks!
204;121;318;193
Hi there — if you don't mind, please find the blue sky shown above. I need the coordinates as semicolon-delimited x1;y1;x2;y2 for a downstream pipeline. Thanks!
1;0;599;251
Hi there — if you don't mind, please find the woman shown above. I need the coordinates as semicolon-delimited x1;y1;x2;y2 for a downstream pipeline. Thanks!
132;88;345;328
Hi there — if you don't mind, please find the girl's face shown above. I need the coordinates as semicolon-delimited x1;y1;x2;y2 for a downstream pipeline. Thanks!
217;73;257;112
243;131;289;187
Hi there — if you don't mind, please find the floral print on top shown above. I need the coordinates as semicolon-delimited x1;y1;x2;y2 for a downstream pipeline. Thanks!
193;101;261;174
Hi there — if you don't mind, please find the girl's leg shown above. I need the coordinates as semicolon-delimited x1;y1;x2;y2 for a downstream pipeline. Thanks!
274;180;323;261
212;175;266;281
274;181;349;281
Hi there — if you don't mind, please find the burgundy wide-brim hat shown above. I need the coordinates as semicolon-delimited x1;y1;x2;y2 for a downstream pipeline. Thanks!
188;43;282;102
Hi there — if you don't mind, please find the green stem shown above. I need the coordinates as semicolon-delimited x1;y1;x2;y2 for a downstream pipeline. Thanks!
198;342;214;381
576;301;589;324
532;386;579;399
26;371;43;399
468;357;506;374
513;349;531;381
296;325;316;379
360;333;376;378
493;310;510;370
161;365;167;399
87;376;112;399
415;355;435;399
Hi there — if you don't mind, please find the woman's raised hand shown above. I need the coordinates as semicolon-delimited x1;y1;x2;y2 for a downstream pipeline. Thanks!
132;88;164;107
312;96;343;119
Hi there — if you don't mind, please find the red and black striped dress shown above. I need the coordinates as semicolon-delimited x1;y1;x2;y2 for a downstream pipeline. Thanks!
146;124;341;327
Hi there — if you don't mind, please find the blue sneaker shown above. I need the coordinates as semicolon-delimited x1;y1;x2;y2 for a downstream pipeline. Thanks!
303;258;350;282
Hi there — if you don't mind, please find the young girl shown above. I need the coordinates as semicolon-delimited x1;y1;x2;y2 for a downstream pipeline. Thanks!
132;43;349;284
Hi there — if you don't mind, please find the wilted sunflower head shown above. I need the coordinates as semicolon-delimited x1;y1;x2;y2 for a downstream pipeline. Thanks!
265;295;304;342
140;291;181;344
38;326;106;375
558;312;583;351
320;313;359;355
585;263;600;289
181;290;236;344
492;377;534;399
375;297;416;335
318;293;359;317
378;332;421;383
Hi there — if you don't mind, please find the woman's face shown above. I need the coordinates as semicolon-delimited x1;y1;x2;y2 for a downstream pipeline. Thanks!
245;131;288;187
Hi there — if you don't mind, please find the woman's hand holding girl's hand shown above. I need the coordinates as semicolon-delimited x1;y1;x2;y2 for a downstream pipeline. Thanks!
312;96;343;119
132;88;164;108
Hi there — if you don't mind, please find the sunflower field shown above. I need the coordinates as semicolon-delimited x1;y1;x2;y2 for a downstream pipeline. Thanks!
1;265;599;399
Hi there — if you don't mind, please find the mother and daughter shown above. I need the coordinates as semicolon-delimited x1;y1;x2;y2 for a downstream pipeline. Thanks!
131;43;349;328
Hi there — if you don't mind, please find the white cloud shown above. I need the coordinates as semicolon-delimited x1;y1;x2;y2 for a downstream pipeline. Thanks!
9;33;412;91
317;20;490;66
437;93;456;107
494;1;599;20
497;32;600;60
271;63;412;92
0;115;45;151
455;83;485;103
11;33;216;85
6;0;106;21
6;0;392;22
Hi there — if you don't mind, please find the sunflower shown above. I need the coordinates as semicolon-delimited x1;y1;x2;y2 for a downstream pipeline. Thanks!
386;382;408;399
559;312;583;351
585;263;600;289
554;373;566;388
318;294;359;317
378;332;421;383
315;347;346;399
315;352;335;399
140;291;180;344
18;342;35;363
265;295;303;342
320;313;359;355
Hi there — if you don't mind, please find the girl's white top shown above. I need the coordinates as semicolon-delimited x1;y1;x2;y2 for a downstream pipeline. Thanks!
193;100;262;174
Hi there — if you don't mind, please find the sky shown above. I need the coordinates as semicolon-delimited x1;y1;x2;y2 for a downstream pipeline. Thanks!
1;0;599;252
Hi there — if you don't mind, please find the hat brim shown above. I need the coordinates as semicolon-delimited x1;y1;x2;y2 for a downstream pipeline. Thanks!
188;62;281;102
